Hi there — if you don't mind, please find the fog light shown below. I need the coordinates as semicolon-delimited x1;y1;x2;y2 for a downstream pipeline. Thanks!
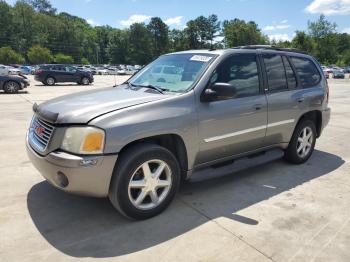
55;171;69;188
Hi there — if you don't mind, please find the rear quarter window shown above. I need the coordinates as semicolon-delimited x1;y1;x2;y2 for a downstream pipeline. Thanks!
291;57;321;88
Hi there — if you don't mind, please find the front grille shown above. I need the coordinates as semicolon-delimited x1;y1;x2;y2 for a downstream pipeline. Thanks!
29;116;55;152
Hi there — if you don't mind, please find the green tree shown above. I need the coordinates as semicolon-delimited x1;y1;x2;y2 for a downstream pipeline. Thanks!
223;19;267;47
147;17;169;58
169;29;188;51
128;23;152;64
107;29;129;64
27;0;56;14
185;20;200;49
81;57;90;65
291;31;314;53
0;1;14;48
308;15;337;63
0;46;25;64
27;45;53;64
54;53;74;64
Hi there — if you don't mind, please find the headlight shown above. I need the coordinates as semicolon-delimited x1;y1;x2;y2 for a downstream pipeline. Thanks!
61;127;105;155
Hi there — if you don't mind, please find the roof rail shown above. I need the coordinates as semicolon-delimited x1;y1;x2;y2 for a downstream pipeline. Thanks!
231;45;308;54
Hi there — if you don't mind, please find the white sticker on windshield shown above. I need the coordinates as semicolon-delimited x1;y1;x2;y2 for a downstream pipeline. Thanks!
190;55;212;62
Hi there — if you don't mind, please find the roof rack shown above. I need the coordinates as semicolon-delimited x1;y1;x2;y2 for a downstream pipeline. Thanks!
231;45;308;54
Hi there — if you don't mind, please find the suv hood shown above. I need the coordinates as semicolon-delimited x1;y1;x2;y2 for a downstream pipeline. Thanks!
34;86;171;124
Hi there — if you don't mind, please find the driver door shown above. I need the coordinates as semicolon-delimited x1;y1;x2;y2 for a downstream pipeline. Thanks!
196;53;268;165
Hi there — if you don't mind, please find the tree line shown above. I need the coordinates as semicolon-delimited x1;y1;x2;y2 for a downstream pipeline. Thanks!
0;0;349;66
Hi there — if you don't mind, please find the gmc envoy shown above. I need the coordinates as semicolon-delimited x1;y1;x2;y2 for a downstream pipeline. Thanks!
26;46;331;219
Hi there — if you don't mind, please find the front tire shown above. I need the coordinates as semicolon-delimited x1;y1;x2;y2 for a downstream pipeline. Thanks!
284;119;316;164
81;77;90;85
3;81;20;93
109;144;181;220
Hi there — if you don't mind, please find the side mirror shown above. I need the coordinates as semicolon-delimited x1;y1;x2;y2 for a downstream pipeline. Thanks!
201;82;237;102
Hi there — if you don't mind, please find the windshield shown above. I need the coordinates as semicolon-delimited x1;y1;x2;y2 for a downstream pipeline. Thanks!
129;53;216;93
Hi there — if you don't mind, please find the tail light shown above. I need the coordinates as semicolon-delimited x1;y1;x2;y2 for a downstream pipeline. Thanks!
35;69;43;75
325;80;329;103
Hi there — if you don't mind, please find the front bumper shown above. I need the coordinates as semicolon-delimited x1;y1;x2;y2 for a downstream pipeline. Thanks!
21;81;30;89
26;136;118;197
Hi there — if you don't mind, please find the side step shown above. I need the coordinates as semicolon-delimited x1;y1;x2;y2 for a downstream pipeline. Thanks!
210;151;267;169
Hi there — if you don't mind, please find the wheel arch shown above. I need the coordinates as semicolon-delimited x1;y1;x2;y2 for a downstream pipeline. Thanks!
46;75;56;82
116;134;189;181
295;110;322;137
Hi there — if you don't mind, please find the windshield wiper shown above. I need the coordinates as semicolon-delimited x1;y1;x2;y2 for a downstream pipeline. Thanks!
129;83;166;94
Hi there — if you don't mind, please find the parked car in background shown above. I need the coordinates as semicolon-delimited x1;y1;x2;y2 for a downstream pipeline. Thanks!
333;70;345;79
344;66;350;73
89;67;97;75
107;67;119;75
31;65;40;75
96;68;108;75
26;46;330;219
0;74;30;93
323;69;329;79
19;66;31;75
0;64;9;75
35;64;94;85
8;66;21;75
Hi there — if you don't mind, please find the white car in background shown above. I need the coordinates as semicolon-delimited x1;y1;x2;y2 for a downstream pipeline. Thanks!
96;68;109;75
0;65;9;75
8;66;21;75
107;67;119;75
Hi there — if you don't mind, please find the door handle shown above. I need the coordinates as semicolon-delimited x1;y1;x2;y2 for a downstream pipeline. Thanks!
253;104;263;110
297;98;305;103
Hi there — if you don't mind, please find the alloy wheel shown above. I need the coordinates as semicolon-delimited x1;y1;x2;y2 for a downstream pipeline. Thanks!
296;126;313;158
128;159;172;210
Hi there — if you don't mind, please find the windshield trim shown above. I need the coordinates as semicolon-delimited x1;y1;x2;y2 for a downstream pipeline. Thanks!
127;53;219;94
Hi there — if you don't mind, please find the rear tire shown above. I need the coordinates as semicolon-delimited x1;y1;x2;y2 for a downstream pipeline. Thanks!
109;143;181;220
284;119;316;164
3;81;20;94
45;77;55;86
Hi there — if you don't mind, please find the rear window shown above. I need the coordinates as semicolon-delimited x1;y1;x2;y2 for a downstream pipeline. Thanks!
291;57;321;88
263;54;287;91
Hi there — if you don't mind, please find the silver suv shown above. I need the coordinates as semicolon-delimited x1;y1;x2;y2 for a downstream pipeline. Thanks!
26;46;331;219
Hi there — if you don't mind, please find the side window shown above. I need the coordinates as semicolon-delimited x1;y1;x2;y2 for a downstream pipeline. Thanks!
263;54;287;91
65;66;76;73
283;56;297;89
211;53;260;98
291;57;321;88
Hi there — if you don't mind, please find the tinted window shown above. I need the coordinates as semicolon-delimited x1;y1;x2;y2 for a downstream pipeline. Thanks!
50;65;63;71
291;57;321;88
65;66;76;72
283;56;297;89
263;54;287;91
211;54;260;98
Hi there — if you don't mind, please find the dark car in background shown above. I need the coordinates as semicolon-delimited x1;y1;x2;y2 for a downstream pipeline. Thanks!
333;70;345;79
34;64;94;86
0;74;30;93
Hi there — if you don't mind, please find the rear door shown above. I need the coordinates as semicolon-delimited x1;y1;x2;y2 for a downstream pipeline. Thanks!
262;53;302;146
50;65;65;82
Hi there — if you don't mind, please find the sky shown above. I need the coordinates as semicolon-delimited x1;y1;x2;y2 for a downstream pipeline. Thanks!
5;0;350;41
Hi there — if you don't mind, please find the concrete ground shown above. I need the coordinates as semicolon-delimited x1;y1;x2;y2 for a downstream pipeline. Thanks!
1;74;350;262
